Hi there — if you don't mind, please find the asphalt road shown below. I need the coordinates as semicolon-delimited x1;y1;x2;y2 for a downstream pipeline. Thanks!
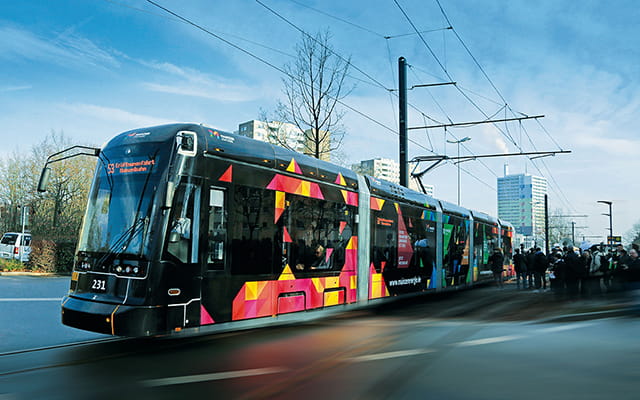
0;276;638;399
0;275;108;353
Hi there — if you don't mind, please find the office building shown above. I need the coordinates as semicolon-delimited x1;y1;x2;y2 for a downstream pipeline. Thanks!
497;164;547;244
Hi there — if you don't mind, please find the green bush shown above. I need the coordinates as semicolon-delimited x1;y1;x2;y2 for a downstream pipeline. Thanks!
55;241;77;273
0;257;26;272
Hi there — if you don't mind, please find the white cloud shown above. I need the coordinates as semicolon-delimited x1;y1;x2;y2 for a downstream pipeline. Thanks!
140;61;261;102
0;25;120;70
0;85;31;93
59;103;172;127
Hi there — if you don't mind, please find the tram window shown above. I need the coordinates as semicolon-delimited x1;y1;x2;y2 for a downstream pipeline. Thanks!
370;201;397;273
230;186;276;275
287;196;353;273
443;215;469;284
166;182;198;264
207;188;226;270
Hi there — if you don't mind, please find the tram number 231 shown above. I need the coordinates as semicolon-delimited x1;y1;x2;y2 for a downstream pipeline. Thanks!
91;278;107;292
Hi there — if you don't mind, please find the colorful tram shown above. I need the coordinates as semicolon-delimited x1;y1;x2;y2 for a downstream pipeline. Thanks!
58;123;514;337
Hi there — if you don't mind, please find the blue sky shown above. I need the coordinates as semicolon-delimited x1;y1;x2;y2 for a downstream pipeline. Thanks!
1;0;638;243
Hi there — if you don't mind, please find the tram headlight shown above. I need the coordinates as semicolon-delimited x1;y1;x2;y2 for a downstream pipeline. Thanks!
115;266;123;273
133;266;139;274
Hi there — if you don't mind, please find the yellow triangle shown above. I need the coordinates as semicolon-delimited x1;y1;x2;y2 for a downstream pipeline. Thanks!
279;264;295;281
286;158;300;173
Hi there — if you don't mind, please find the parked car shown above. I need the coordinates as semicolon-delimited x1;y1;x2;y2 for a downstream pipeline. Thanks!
0;232;32;263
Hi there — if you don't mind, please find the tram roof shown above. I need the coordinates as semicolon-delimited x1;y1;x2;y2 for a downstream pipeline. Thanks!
367;177;438;209
439;200;471;217
470;209;499;225
199;123;359;189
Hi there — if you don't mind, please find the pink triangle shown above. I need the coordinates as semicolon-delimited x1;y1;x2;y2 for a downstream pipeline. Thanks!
201;305;215;325
325;248;334;263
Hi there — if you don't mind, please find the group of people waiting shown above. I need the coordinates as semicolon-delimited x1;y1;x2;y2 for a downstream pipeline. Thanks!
512;243;640;298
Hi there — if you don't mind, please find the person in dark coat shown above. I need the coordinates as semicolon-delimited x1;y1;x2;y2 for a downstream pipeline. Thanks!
563;247;582;298
526;248;536;289
533;248;548;290
488;248;505;288
513;248;527;289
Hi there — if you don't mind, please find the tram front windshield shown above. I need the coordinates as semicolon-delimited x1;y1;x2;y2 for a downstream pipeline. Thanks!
78;144;167;257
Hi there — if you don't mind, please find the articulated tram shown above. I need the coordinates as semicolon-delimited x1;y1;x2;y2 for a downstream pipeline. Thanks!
53;123;513;337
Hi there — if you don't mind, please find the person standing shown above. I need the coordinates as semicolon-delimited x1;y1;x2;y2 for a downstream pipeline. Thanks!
586;245;605;297
564;247;582;299
513;248;527;289
526;248;536;289
533;247;548;290
489;248;505;288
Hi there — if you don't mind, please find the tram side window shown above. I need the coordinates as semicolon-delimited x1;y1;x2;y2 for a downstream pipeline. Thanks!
442;215;470;284
229;186;276;275
287;195;353;273
370;201;397;273
207;188;226;270
403;206;436;272
167;182;199;264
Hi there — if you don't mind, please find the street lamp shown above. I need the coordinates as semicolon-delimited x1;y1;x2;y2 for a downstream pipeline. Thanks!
446;136;471;205
597;200;613;251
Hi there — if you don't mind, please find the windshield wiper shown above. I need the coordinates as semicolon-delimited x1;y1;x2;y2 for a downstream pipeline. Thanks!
95;149;159;266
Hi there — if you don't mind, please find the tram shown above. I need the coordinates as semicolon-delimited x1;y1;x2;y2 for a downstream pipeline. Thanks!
39;123;513;337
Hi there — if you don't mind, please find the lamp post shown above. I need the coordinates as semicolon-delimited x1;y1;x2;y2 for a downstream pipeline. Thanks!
597;200;613;251
446;137;471;205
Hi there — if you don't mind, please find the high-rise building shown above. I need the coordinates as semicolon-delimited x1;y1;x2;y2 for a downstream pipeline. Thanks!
238;120;331;162
352;158;435;196
497;164;547;244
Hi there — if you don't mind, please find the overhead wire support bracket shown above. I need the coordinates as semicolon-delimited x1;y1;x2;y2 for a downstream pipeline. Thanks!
409;149;571;195
408;115;545;130
410;82;456;89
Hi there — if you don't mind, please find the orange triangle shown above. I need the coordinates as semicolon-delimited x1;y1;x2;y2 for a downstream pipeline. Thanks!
283;226;292;243
219;165;232;182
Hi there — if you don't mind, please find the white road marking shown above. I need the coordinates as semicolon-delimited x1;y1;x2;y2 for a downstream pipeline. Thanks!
141;367;288;387
0;298;62;302
138;321;597;386
453;335;525;347
536;323;593;334
347;348;435;363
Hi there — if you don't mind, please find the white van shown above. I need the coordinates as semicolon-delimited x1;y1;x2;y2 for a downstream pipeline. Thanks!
0;232;32;263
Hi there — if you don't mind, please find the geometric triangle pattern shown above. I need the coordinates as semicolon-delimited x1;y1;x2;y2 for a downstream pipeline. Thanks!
369;263;389;299
340;190;358;206
219;165;232;182
267;174;324;200
200;304;215;325
370;197;385;211
286;158;303;174
231;239;360;321
275;191;285;223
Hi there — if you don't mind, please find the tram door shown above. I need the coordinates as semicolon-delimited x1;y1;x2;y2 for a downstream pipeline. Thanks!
165;181;203;331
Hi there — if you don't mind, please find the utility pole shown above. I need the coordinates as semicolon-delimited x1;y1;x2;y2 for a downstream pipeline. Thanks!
544;194;549;255
597;200;613;251
398;57;408;187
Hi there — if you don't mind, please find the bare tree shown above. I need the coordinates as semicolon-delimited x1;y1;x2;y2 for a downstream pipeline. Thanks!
276;30;352;160
626;221;640;247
